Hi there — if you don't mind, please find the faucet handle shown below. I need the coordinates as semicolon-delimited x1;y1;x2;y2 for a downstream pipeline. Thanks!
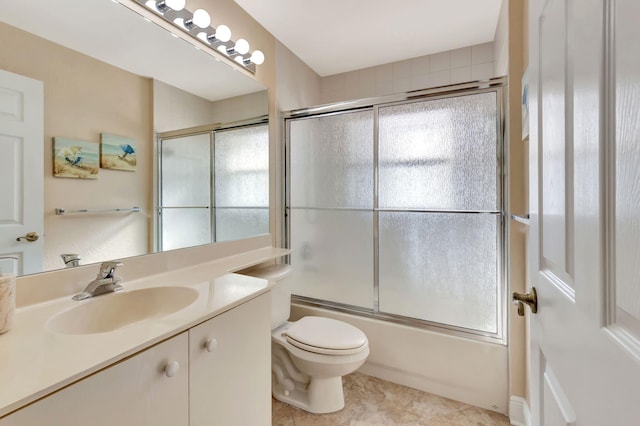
98;261;123;279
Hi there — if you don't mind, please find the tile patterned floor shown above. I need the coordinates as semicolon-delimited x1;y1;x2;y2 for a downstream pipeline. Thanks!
272;372;511;426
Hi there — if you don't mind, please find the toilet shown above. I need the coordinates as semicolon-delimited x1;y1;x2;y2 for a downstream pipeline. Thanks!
242;263;369;414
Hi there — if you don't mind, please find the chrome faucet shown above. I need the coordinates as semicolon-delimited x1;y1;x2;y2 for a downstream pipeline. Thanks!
61;253;81;268
72;261;124;301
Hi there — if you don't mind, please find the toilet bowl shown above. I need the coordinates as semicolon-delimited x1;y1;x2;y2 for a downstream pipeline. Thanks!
241;264;369;414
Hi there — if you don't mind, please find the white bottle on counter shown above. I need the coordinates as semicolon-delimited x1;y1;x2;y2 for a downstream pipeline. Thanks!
0;258;16;334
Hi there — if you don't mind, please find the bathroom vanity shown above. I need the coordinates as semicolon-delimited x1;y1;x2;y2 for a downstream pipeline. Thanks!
0;236;287;425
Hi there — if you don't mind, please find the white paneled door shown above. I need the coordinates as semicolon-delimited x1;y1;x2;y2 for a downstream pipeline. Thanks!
0;70;43;275
528;0;640;424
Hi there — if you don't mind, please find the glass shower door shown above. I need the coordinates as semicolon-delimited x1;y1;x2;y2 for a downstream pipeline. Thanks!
158;132;212;251
214;124;269;242
377;92;501;333
287;110;374;309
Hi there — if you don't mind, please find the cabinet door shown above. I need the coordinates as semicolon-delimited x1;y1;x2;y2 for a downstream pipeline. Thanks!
1;333;189;426
189;293;271;426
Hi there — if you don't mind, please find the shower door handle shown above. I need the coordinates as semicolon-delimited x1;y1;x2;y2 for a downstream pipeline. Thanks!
512;287;537;316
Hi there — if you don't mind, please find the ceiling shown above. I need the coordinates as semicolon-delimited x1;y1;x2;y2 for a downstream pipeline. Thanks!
233;0;504;77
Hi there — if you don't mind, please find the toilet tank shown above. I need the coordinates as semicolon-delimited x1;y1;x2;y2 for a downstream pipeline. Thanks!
240;264;292;330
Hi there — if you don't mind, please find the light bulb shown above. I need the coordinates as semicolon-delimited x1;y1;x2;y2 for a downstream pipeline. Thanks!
191;9;211;28
250;50;265;65
215;25;231;42
234;39;250;55
217;45;228;55
160;0;185;11
234;56;245;65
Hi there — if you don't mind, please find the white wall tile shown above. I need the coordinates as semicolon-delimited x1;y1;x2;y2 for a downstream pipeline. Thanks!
430;70;450;87
430;51;450;72
472;42;495;64
318;42;496;103
411;73;431;91
393;78;412;93
450;47;472;68
450;66;472;84
345;71;361;100
358;68;377;98
472;62;495;80
375;64;394;96
393;59;412;80
411;55;430;77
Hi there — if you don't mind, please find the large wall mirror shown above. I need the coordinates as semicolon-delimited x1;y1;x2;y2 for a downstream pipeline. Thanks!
0;0;268;276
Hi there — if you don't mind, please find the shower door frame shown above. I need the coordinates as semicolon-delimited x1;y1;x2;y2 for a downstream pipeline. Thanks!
155;115;269;252
284;78;508;343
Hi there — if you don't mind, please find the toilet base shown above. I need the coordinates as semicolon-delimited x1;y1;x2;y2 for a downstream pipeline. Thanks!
273;376;345;414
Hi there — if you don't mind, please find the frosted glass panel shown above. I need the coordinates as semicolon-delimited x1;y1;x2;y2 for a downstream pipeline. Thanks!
379;212;498;332
289;111;374;209
615;0;640;333
215;208;269;242
288;209;373;309
378;93;497;210
161;208;211;251
161;134;211;206
215;125;268;207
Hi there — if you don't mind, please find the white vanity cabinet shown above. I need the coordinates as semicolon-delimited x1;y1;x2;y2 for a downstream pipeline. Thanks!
1;332;189;426
189;292;271;426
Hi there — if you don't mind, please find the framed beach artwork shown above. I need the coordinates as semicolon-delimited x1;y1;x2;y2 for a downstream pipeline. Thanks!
53;137;99;179
100;133;137;172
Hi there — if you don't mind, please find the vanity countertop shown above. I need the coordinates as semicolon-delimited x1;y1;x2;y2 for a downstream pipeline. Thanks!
0;246;289;418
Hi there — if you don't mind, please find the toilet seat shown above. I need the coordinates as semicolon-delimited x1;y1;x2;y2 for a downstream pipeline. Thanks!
285;316;368;355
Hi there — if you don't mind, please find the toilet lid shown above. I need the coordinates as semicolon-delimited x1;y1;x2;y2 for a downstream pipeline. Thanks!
285;316;368;355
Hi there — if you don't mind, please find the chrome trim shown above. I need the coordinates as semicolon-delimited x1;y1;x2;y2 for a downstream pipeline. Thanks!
373;105;380;313
157;115;269;140
158;206;210;209
375;208;501;214
284;79;508;343
287;207;501;214
287;206;371;212
284;77;507;118
55;207;141;215
511;214;531;225
291;297;505;344
210;130;216;243
215;206;269;210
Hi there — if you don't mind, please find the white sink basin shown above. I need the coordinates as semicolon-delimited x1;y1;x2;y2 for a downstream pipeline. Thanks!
47;286;199;335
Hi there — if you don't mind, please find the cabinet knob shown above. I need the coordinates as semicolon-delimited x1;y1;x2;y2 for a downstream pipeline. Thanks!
206;338;218;352
165;360;180;377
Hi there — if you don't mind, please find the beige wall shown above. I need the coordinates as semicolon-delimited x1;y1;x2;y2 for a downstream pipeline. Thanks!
506;0;528;403
0;22;152;272
320;42;497;104
152;80;267;133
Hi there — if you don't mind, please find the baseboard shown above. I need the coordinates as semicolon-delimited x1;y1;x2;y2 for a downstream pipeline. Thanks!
509;396;531;426
358;361;508;415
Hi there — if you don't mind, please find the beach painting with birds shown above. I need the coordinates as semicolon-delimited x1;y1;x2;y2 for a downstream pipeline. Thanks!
53;137;99;179
100;133;137;172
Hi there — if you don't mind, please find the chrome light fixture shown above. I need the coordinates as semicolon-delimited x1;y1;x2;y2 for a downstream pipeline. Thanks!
136;0;264;73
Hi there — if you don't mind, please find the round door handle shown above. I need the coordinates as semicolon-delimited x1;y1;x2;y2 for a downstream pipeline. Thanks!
165;360;180;377
16;232;39;242
206;338;218;352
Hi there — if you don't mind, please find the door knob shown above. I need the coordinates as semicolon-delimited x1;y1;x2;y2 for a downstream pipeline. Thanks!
512;287;538;316
16;232;39;242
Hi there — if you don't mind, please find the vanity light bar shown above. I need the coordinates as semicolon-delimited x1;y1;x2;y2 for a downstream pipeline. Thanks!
134;0;264;74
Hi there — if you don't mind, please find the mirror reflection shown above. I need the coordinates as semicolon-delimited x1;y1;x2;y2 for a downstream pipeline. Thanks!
0;0;268;276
